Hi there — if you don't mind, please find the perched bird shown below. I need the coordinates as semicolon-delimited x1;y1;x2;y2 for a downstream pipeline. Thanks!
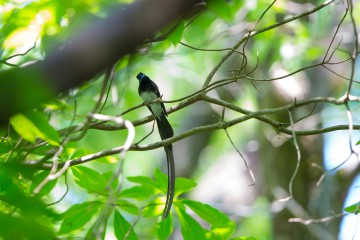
136;72;175;218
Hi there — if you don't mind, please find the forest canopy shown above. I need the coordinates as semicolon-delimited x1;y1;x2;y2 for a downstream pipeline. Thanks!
0;0;359;239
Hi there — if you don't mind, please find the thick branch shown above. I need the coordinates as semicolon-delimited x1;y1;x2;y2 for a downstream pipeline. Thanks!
0;0;197;123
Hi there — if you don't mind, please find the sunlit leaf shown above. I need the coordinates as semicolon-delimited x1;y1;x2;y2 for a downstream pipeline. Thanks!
10;110;60;146
42;99;68;110
97;155;118;164
142;198;164;217
231;237;259;240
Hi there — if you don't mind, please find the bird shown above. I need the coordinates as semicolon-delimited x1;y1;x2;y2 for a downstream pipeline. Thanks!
136;72;175;219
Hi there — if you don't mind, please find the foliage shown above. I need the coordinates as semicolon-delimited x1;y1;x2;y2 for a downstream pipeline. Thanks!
1;0;360;239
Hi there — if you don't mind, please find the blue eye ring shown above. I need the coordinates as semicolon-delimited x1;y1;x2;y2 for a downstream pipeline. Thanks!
137;72;147;81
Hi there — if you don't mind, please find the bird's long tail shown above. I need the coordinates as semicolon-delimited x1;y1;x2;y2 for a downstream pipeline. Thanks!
163;144;175;218
156;115;174;218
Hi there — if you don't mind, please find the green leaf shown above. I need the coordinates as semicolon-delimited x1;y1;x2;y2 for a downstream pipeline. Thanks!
114;210;139;240
30;170;58;197
0;141;11;155
174;177;197;197
176;202;207;240
85;203;112;240
142;198;165;217
183;10;216;46
154;168;168;194
116;199;139;215
96;155;118;164
182;199;235;239
42;99;68;110
167;20;185;45
157;213;173;240
344;202;360;213
64;146;91;159
10;110;60;146
127;175;162;192
0;213;55;240
71;166;108;195
59;201;103;234
205;0;233;21
231;237;259;240
0;163;56;219
182;199;232;227
119;186;155;200
211;225;236;240
85;219;108;240
103;171;118;190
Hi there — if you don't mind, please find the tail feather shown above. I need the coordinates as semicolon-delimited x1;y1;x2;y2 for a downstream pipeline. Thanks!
156;115;174;139
163;145;175;218
156;115;175;218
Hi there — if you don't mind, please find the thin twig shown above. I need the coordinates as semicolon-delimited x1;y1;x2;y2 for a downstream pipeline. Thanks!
224;129;256;185
288;109;302;199
289;212;347;225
